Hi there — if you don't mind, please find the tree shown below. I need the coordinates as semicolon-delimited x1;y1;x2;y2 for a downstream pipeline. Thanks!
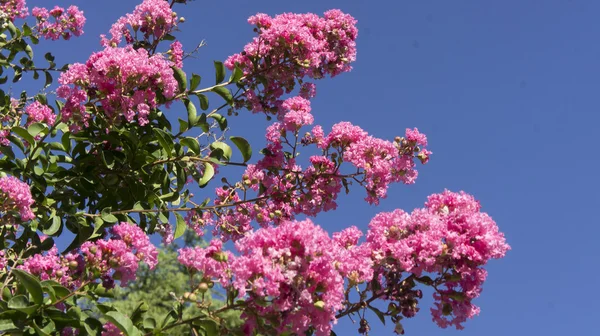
0;0;509;335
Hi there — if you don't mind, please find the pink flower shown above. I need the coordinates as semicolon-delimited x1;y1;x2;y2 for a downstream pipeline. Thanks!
281;96;313;131
32;5;86;41
225;10;357;116
1;0;28;21
178;240;233;286
0;175;35;221
101;0;177;47
25;101;55;126
58;46;178;131
170;40;184;68
231;219;346;336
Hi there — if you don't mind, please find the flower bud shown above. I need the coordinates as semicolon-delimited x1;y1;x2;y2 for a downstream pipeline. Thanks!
313;300;325;310
179;17;185;23
68;261;78;269
55;270;64;278
198;282;209;293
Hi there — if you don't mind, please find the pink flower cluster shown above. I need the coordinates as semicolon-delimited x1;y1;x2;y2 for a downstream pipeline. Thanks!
101;0;177;47
169;40;183;68
17;223;157;290
225;10;357;115
25;101;55;126
312;124;430;204
19;245;83;288
57;45;178;131
0;0;28;21
31;5;86;41
178;239;232;286
0;175;35;221
80;222;158;286
366;190;510;329
231;219;345;336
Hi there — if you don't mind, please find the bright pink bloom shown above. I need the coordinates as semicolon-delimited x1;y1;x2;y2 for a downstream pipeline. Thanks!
1;0;28;21
231;219;345;336
58;46;178;131
32;5;86;40
170;40;183;68
225;10;357;115
0;175;35;221
101;0;177;47
25;101;55;126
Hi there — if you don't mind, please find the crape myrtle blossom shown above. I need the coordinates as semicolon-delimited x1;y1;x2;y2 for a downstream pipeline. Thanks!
15;223;157;290
31;5;86;41
225;10;357;116
0;175;35;222
100;0;178;47
366;190;510;330
57;45;178;131
0;0;28;21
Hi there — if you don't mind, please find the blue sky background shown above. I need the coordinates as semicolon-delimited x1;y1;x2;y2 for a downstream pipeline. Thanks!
23;0;600;335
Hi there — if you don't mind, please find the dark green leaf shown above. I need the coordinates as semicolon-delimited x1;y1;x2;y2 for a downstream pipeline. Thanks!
172;67;186;92
12;269;43;305
229;65;244;83
194;93;209;111
209;113;227;131
194;318;219;336
214;61;226;84
181;137;200;155
209;142;232;161
230;136;252;162
153;129;174;158
8;295;38;315
190;74;201;91
11;126;35;145
368;305;386;325
211;86;233;104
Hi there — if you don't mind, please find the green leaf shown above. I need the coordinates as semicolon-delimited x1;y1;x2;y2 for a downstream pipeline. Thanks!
184;98;198;125
199;162;214;188
214;61;226;84
174;212;186;239
230;136;252;162
44;71;52;88
27;122;46;137
194;318;219;336
368;305;386;325
101;208;118;223
0;320;17;332
209;113;227;131
143;317;156;330
8;295;38;315
105;311;138;336
209;141;232;161
12;269;43;305
190;73;201;91
211;86;233;104
43;215;61;236
101;151;115;169
11;126;35;145
181;137;200;155
153;129;174;158
194;93;209;111
172;67;187;92
229;65;244;83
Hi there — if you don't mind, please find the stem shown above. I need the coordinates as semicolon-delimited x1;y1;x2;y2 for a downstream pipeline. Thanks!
81;195;271;218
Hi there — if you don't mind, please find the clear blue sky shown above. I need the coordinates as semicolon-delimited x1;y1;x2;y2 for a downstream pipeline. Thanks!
34;0;600;335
